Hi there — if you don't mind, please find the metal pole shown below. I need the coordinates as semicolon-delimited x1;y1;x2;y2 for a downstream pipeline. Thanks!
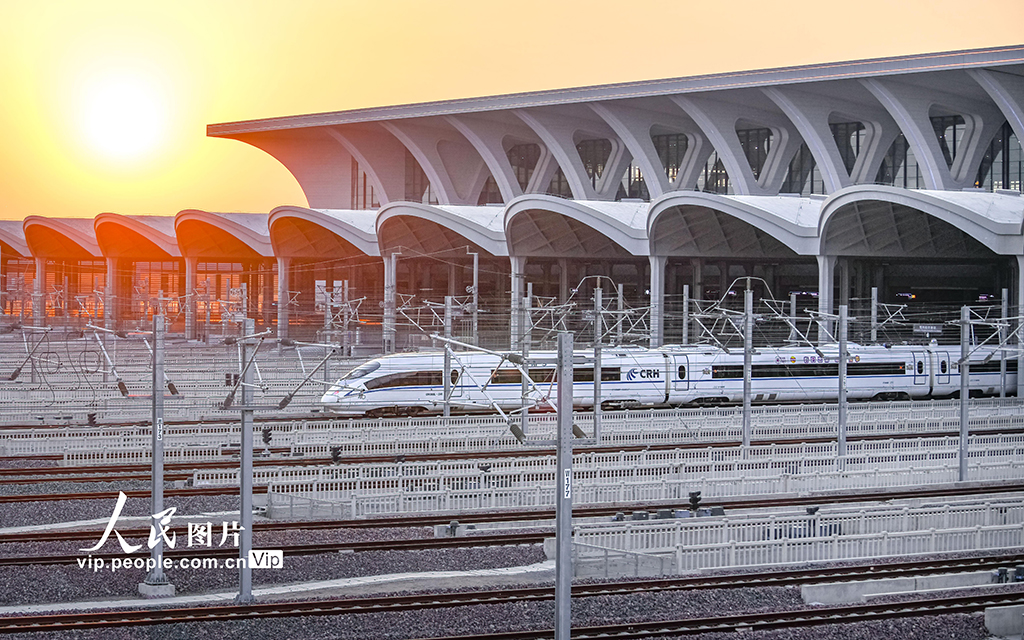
789;291;798;342
959;306;969;482
593;288;602;442
682;284;689;345
343;280;350;356
870;287;878;343
742;284;752;456
1000;288;1008;398
616;284;624;345
142;314;171;594
520;283;532;440
444;296;452;418
838;304;848;458
472;252;479;347
237;317;255;603
554;331;573;640
323;281;331;332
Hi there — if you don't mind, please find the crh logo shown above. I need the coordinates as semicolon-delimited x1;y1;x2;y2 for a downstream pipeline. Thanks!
627;368;660;381
248;549;284;569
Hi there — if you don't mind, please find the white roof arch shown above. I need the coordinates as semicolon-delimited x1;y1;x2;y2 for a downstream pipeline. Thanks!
504;195;649;257
0;220;29;258
23;216;102;259
648;192;820;257
269;206;380;258
819;185;1024;256
94;213;181;258
376;202;508;257
174;210;273;259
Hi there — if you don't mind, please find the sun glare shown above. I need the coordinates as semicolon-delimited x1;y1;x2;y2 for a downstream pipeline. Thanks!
78;71;168;163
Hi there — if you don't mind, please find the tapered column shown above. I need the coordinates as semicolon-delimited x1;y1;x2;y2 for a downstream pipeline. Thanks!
104;258;117;330
276;257;290;340
816;255;837;343
33;258;45;327
649;255;667;348
509;256;526;350
558;258;569;303
184;257;197;340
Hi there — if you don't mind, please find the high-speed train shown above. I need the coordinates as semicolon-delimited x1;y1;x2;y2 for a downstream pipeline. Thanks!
319;342;1018;417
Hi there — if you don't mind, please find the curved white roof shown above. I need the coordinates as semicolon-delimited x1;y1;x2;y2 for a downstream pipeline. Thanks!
23;217;102;259
174;210;273;258
819;185;1024;255
94;213;181;258
0;221;29;257
505;195;648;257
269;206;380;257
376;202;507;257
649;192;819;256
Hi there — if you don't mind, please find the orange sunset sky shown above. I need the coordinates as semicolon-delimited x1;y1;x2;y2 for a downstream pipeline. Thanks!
1;0;1022;221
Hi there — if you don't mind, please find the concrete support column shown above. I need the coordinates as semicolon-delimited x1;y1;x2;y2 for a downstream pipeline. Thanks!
276;257;291;341
33;257;45;327
383;253;398;354
104;258;117;330
262;260;274;328
184;257;197;340
691;258;703;300
558;258;569;303
649;255;667;348
510;256;526;350
817;255;837;343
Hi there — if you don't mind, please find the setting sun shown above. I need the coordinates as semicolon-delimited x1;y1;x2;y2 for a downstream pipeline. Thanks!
77;70;168;163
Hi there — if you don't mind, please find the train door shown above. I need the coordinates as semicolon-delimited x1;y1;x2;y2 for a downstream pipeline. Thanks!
448;366;464;400
673;355;689;392
936;351;951;385
912;351;928;386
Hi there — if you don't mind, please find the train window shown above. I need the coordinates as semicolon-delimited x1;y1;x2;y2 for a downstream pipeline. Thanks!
940;361;947;374
364;371;443;390
340;361;381;381
678;365;686;379
971;360;1019;373
489;369;521;384
916;361;924;375
712;362;907;379
528;368;556;383
572;367;621;382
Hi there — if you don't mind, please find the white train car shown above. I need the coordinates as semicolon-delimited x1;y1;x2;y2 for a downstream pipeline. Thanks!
320;346;671;417
319;342;1017;417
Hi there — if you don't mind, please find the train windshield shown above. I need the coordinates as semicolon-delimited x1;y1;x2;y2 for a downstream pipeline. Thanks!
339;361;381;381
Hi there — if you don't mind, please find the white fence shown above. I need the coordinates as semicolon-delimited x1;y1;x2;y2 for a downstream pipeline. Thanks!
202;434;1024;488
264;436;1024;519
570;495;1024;576
4;397;1024;458
572;524;1024;577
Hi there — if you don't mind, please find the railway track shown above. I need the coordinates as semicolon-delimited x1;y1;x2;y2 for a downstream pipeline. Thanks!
446;593;1024;640
4;480;1023;544
2;425;1021;488
0;532;549;567
0;553;1020;634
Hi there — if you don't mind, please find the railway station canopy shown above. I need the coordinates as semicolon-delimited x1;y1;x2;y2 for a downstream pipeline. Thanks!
2;45;1024;351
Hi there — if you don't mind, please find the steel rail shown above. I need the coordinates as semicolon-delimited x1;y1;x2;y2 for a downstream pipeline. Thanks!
3;480;1023;543
0;564;1021;634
